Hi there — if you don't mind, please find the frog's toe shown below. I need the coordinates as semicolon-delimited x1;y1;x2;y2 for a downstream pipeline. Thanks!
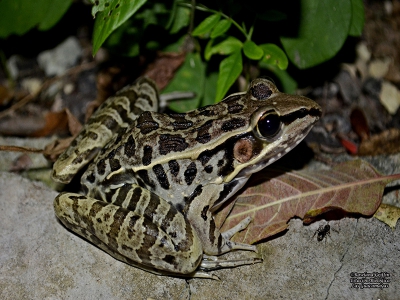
221;216;252;240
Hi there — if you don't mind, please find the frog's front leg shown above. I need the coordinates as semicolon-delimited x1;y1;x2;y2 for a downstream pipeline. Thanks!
185;189;261;270
54;185;203;276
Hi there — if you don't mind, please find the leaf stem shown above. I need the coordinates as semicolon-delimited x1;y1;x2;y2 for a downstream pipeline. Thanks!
180;3;250;39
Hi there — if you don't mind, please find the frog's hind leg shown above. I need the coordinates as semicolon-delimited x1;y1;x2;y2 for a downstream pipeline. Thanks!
52;77;159;184
54;186;203;276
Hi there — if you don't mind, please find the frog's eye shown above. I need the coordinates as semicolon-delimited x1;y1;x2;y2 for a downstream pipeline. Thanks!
255;111;282;141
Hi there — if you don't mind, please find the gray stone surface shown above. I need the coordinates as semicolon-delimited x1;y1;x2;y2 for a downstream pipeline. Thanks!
37;36;82;76
0;171;398;299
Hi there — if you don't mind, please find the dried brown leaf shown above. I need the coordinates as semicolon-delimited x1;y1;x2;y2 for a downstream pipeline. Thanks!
65;108;82;136
374;203;400;229
144;52;186;90
30;111;69;137
42;109;82;161
43;136;75;162
358;128;400;155
217;160;400;244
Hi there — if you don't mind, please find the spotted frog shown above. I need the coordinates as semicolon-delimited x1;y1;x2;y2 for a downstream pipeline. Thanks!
52;77;321;278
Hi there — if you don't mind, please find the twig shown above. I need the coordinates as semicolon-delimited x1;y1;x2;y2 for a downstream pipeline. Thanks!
0;145;43;153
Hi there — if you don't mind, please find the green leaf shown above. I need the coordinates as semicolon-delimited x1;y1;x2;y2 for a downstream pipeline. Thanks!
243;40;264;60
163;35;186;52
201;72;219;107
258;44;288;70
0;0;72;38
192;13;220;37
104;19;141;56
215;51;243;102
169;4;190;34
280;0;352;69
136;7;158;29
210;19;231;38
349;0;365;36
38;0;72;30
206;36;243;60
90;0;108;17
92;0;147;55
204;39;214;61
162;52;205;112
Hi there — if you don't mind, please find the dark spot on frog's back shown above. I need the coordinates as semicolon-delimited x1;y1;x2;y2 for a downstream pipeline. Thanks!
168;113;193;130
124;135;136;157
142;145;153;166
168;160;179;177
97;159;106;175
159;134;188;155
195;133;211;144
198;151;211;165
227;103;244;114
184;162;197;185
195;119;213;144
109;158;121;171
204;165;213;173
136;111;159;134
86;173;96;183
152;164;170;190
197;105;215;117
221;118;246;132
172;119;194;130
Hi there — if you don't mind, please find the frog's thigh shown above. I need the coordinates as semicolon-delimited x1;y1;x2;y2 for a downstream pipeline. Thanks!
54;192;203;275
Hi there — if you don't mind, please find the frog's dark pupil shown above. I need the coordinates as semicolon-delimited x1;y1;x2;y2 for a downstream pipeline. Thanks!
258;113;281;138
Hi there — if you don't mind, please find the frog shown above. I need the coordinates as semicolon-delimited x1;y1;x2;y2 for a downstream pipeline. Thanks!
52;77;321;278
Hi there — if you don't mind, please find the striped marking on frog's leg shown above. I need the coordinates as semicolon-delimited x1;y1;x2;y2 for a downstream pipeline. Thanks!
52;77;159;184
54;185;203;275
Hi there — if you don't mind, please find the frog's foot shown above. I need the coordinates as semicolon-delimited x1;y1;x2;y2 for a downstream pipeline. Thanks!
196;216;262;271
221;216;256;252
222;216;252;240
199;254;262;271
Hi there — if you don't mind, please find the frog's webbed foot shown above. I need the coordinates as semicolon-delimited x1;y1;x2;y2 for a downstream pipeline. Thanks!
197;216;262;270
200;255;262;271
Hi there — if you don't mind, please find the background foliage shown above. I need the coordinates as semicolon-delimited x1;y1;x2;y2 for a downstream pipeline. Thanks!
0;0;364;111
